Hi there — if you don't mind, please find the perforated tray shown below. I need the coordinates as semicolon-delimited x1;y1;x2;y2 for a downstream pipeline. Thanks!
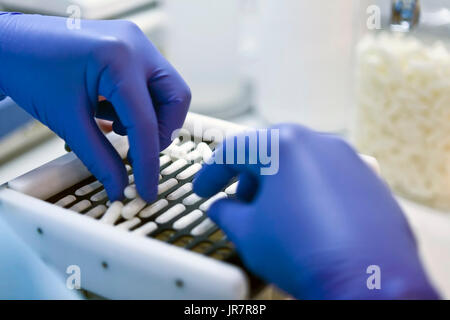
45;137;264;295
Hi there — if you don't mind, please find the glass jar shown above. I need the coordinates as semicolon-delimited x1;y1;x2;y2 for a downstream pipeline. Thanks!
353;0;450;211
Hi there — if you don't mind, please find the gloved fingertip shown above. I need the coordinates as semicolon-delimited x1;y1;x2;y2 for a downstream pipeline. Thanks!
207;199;250;243
138;186;158;203
207;198;227;221
192;174;216;198
106;189;126;202
159;136;173;152
193;164;237;198
134;171;159;203
236;172;259;202
103;171;128;202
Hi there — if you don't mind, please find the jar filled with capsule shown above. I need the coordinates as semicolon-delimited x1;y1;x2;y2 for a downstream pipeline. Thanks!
352;0;450;211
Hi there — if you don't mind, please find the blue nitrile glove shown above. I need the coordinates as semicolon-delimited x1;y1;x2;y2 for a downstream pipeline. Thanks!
194;124;439;300
0;12;191;202
0;86;5;101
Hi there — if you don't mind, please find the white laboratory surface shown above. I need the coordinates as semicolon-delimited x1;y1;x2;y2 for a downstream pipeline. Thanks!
397;198;450;298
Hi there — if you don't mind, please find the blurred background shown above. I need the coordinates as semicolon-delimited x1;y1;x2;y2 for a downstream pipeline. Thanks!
1;0;370;179
0;0;450;297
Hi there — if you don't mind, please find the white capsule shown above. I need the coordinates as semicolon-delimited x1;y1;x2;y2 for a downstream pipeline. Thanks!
122;197;147;219
75;181;102;197
162;138;180;155
186;149;202;162
169;146;188;161
225;182;238;195
173;209;203;230
202;149;213;163
139;199;168;218
100;201;123;225
182;193;202;206
160;155;171;167
85;205;107;219
156;204;186;224
132;222;158;236
176;163;202;180
169;138;181;148
90;189;108;202
197;142;213;163
55;195;76;207
158;178;178;195
199;192;227;211
191;218;215;236
169;140;195;160
161;159;188;176
117;217;141;230
179;141;196;153
196;142;210;152
128;174;134;184
124;185;137;199
167;183;193;201
69;200;91;213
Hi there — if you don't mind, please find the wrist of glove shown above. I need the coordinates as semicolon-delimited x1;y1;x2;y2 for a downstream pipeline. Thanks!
288;246;439;300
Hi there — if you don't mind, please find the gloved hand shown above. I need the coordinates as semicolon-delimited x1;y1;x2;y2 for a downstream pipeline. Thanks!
0;12;191;202
194;124;439;300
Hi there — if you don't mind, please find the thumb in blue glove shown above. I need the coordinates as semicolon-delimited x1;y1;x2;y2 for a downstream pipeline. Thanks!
194;124;439;300
0;12;191;202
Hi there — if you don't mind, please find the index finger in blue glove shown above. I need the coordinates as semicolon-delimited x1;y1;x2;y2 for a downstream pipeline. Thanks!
193;132;275;240
146;57;191;150
193;130;273;198
95;59;191;150
102;75;160;202
64;103;128;201
207;198;252;246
